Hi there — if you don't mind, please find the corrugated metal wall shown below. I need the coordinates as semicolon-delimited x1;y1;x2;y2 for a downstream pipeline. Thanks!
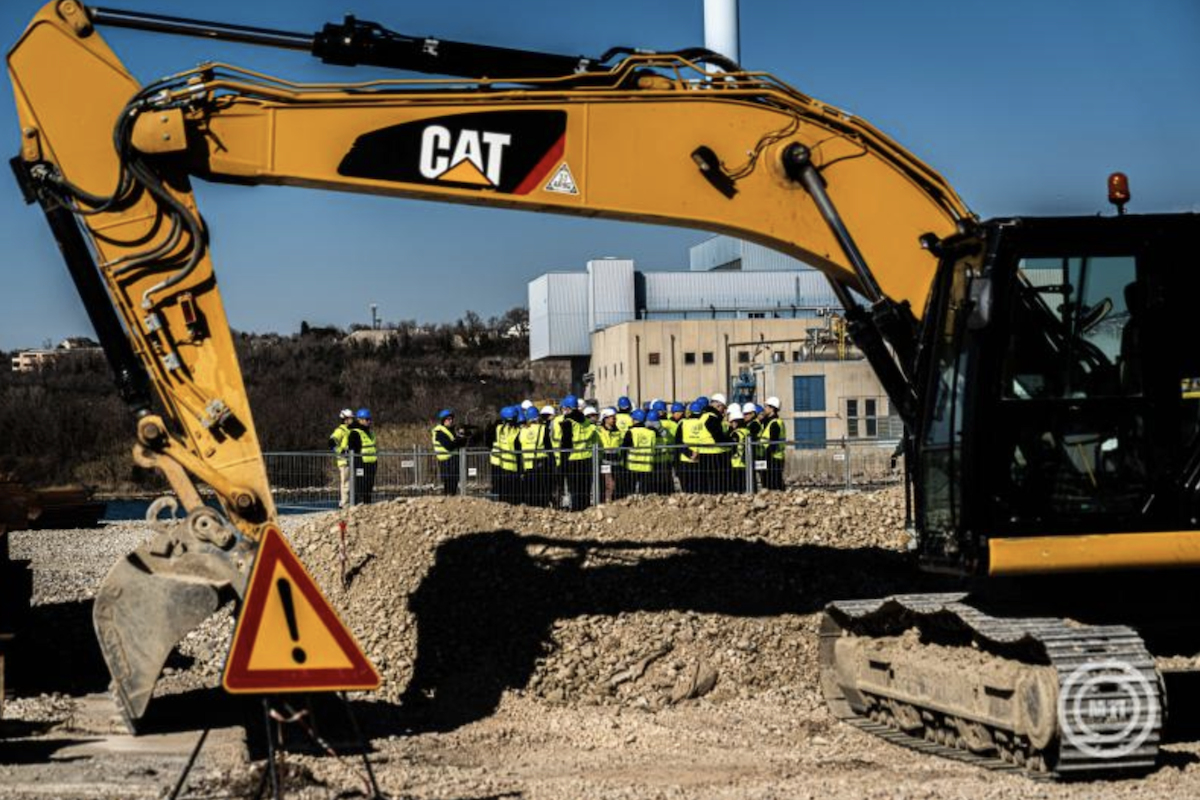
529;273;590;359
588;258;635;331
643;271;841;314
689;236;817;272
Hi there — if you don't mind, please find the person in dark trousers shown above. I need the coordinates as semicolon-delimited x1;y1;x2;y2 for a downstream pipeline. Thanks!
495;406;521;503
759;396;787;491
517;405;551;506
559;395;594;511
485;409;504;499
622;409;654;495
346;407;378;504
432;408;467;496
696;394;732;494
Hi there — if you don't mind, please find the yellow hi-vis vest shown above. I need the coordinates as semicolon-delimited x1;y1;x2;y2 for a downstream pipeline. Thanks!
490;423;502;467
497;424;520;472
759;416;787;460
731;427;749;468
694;412;723;455
660;417;679;440
550;415;567;466
432;423;456;462
518;422;547;471
653;426;674;465
626;426;656;472
615;412;633;433
331;423;351;466
679;418;703;463
355;427;378;464
569;419;596;461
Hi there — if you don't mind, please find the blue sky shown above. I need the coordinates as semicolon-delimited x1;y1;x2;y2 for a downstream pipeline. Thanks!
2;0;1197;350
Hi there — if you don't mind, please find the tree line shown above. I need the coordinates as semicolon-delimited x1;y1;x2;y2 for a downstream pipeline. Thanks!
0;308;533;491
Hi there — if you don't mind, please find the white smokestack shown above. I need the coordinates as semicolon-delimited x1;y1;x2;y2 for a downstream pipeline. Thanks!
704;0;740;68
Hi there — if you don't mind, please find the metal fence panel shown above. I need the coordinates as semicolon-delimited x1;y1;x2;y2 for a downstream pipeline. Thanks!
262;438;903;513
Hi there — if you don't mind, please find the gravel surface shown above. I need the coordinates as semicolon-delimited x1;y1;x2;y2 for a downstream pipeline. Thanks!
5;488;1200;798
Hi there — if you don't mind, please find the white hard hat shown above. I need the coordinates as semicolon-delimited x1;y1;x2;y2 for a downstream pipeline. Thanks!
540;405;555;415
520;399;534;409
340;408;354;419
728;406;744;421
584;406;598;416
711;393;727;406
599;408;616;420
742;402;757;414
766;396;781;409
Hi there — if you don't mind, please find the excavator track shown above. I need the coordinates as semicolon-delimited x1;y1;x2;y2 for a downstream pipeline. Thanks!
820;593;1163;780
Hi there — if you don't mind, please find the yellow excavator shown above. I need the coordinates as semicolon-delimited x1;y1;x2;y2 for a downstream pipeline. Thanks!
7;1;1199;779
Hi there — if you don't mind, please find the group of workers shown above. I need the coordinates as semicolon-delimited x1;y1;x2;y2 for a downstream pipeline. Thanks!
327;407;378;507
458;393;787;510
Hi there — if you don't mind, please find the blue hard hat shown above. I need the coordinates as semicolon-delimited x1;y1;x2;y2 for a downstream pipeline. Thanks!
647;410;661;422
617;396;632;411
356;408;371;420
437;408;453;420
754;404;764;414
561;394;578;409
689;400;703;414
651;400;667;412
631;409;646;423
696;396;709;407
671;402;685;413
523;406;539;422
501;406;517;421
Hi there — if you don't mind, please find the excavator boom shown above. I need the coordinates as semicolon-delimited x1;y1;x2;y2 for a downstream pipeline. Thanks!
7;1;970;731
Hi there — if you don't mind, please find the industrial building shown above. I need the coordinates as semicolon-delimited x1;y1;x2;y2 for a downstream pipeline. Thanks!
528;237;900;448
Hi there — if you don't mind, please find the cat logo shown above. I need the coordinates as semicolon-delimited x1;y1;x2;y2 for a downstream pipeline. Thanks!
339;110;568;196
419;126;511;187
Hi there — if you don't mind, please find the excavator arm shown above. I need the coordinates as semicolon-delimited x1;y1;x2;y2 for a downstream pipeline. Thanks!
7;1;970;728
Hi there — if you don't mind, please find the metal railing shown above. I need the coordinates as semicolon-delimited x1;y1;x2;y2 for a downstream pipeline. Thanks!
264;438;902;512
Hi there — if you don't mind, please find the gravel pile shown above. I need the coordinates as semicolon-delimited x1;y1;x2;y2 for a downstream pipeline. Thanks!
12;489;1200;798
282;488;922;717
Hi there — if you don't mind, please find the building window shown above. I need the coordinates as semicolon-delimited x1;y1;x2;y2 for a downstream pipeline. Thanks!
792;350;801;362
794;417;827;449
702;351;714;365
684;352;696;365
748;311;766;319
648;352;661;365
737;351;750;364
793;375;826;412
846;397;882;439
772;351;784;363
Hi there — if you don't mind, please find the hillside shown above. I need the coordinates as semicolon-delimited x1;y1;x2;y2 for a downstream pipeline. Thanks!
0;312;535;489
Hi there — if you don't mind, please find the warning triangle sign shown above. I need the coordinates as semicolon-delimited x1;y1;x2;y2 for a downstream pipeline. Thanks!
543;163;579;195
223;525;380;694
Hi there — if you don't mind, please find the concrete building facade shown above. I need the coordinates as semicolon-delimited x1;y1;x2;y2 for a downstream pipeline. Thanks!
528;239;900;449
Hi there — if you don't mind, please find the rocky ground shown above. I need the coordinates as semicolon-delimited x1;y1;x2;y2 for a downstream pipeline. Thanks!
4;488;1200;799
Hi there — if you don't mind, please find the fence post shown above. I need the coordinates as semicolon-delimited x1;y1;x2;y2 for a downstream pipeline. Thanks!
744;436;755;494
348;451;356;507
459;448;468;496
591;443;601;505
843;437;852;491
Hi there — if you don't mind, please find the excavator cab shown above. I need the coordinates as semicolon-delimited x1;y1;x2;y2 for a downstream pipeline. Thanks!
913;214;1200;575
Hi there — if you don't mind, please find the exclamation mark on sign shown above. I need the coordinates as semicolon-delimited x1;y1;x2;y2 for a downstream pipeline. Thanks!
276;578;307;664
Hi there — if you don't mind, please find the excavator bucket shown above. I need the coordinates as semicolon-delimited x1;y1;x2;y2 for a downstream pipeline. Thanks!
92;503;251;732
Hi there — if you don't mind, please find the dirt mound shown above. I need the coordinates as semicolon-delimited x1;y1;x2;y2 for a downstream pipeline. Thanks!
285;488;931;729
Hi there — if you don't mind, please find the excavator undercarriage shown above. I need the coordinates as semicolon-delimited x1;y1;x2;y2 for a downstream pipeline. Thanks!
821;594;1163;779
